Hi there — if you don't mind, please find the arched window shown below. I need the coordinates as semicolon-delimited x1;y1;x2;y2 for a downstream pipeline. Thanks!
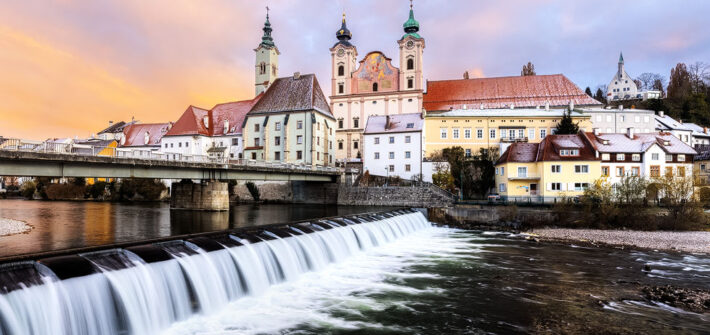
338;65;344;77
372;82;378;92
407;58;414;70
259;62;266;75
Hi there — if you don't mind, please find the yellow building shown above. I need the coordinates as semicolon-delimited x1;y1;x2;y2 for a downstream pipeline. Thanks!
494;133;600;201
423;108;592;158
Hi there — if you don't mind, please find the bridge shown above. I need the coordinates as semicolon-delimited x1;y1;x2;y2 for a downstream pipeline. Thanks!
0;144;342;210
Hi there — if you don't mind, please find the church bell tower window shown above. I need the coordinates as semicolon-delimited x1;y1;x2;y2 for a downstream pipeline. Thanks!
338;65;345;77
407;58;414;70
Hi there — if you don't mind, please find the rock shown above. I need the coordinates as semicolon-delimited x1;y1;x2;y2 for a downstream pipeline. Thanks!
643;264;651;272
642;285;710;313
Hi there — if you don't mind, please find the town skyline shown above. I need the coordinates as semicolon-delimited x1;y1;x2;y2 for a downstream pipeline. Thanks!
1;0;709;140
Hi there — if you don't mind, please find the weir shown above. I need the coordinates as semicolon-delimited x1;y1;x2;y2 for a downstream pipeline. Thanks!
0;209;431;335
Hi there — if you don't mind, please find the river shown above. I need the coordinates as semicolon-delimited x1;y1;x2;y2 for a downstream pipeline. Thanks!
0;204;708;334
0;199;398;258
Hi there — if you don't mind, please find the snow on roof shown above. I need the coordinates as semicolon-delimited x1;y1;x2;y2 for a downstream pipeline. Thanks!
655;114;690;131
121;123;171;147
430;108;587;118
364;113;423;134
584;132;697;155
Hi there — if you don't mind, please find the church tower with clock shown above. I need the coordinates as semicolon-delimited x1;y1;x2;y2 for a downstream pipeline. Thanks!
330;2;425;164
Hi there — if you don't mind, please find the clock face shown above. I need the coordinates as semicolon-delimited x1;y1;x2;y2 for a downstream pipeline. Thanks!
337;49;345;57
406;40;414;49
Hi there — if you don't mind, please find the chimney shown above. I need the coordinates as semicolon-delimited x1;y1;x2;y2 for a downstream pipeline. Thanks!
544;101;550;111
618;105;624;111
463;71;469;79
462;104;467;110
704;127;708;134
510;104;515;110
593;128;600;136
480;104;484;110
569;101;575;110
293;72;301;80
658;111;664;117
385;115;391;130
131;116;135;122
109;120;114;126
627;127;634;139
605;106;611;110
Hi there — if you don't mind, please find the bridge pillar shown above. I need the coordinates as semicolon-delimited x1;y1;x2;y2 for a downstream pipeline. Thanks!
170;180;229;211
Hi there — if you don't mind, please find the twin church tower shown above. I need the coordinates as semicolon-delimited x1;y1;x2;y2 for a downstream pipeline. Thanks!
253;3;425;161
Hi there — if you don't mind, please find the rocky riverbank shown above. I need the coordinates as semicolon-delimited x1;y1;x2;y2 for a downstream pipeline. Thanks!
528;228;710;254
0;217;32;236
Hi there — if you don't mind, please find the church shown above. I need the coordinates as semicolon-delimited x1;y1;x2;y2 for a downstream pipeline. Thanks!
330;3;425;165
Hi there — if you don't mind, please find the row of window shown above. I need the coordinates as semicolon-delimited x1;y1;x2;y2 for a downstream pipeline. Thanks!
602;165;686;178
600;153;685;162
164;138;240;149
496;165;589;177
373;135;413;144
253;136;333;148
611;87;632;93
381;164;413;173
373;151;413;160
253;120;331;133
440;128;549;140
594;114;650;123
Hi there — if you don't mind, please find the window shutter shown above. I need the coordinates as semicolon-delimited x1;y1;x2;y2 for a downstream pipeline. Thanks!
561;183;567;191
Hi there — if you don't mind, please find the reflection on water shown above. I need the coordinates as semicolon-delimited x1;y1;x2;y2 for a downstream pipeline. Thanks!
0;199;397;257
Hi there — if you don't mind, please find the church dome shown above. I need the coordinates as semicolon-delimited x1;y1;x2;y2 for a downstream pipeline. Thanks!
334;13;353;47
402;3;421;39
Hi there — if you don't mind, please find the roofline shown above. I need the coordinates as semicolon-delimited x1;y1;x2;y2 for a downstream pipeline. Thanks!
425;73;567;84
330;89;423;100
363;130;421;135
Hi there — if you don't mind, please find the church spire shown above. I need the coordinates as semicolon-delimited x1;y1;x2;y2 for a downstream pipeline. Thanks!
402;0;421;39
334;10;353;47
260;6;275;48
619;52;624;63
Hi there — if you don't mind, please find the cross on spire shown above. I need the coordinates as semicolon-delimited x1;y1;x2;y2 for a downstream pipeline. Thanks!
266;5;270;18
410;0;413;9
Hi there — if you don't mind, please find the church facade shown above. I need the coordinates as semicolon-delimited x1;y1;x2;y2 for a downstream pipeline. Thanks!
330;4;425;164
606;53;639;101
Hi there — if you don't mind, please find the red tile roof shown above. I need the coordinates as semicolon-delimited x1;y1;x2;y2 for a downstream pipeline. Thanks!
121;123;172;147
424;74;602;111
249;74;333;118
165;94;262;137
496;133;598;165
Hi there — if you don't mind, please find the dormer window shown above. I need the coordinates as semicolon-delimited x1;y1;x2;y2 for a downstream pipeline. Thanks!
144;132;150;145
406;123;414;128
224;120;229;134
559;149;579;156
203;116;209;128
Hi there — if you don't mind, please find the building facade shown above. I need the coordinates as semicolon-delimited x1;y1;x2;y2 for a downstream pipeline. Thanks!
242;73;335;166
583;129;696;186
494;133;600;201
119;123;172;158
607;52;639;101
423;108;592;159
655;112;694;146
331;5;425;164
583;106;656;134
362;113;423;181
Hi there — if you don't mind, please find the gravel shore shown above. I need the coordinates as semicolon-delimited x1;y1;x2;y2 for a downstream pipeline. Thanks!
0;217;32;236
530;228;710;254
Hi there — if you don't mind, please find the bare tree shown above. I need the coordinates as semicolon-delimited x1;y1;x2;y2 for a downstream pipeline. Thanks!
688;61;709;94
521;62;536;76
636;73;665;91
652;79;665;98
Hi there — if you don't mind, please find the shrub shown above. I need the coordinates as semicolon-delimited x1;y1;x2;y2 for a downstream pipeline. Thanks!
20;181;36;199
87;181;108;199
699;187;710;202
246;182;260;201
117;178;167;201
46;183;85;200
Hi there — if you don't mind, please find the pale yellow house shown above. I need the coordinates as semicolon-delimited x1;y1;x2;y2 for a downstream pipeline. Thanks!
424;108;592;158
494;133;600;201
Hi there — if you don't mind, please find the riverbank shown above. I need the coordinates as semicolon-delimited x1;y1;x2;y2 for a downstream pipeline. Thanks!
528;228;710;254
0;217;32;236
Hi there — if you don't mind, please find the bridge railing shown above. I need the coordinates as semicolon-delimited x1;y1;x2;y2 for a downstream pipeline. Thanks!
0;138;341;173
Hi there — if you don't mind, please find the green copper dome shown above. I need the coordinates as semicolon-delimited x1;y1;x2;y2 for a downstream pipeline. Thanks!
402;6;421;39
260;12;275;48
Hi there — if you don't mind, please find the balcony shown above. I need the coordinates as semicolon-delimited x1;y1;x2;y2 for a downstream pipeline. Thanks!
508;173;540;181
500;136;529;143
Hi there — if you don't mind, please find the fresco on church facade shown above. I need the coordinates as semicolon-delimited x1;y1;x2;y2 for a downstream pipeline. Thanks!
352;52;399;93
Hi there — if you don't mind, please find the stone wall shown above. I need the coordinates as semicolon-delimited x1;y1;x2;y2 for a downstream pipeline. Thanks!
230;181;338;204
171;181;229;211
337;185;453;207
428;205;558;228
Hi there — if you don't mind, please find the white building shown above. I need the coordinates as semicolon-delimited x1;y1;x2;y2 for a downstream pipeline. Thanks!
680;123;710;148
583;106;656;134
362;113;424;181
607;53;638;101
654;112;694;146
584;129;696;185
119;123;172;158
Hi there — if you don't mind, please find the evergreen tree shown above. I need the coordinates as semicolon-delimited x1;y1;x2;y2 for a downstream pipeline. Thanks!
521;62;536;76
585;87;593;97
554;109;579;134
594;88;607;104
668;63;692;101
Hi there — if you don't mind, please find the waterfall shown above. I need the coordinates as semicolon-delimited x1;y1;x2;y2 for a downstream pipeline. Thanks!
0;210;430;335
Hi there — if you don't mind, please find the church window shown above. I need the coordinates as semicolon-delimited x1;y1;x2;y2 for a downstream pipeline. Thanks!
259;62;266;75
372;83;378;92
353;118;359;128
407;78;413;89
338;142;343;150
338;84;344;94
407;58;414;70
338;65;344;77
338;119;343;129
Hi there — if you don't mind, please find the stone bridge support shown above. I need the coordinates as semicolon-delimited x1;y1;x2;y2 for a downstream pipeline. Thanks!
170;181;229;211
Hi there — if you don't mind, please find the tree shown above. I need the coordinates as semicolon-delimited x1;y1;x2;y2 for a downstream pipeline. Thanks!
668;63;692;100
440;146;498;199
554;109;579;134
633;79;642;91
615;175;648;204
585;87;593;97
652;79;665;98
521;62;536;76
637;72;665;91
594;87;607;104
688;61;709;94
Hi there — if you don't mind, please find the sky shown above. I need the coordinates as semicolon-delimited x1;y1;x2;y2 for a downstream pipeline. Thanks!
1;0;709;140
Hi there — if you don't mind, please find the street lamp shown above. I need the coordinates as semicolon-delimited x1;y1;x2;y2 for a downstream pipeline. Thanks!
385;167;389;187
